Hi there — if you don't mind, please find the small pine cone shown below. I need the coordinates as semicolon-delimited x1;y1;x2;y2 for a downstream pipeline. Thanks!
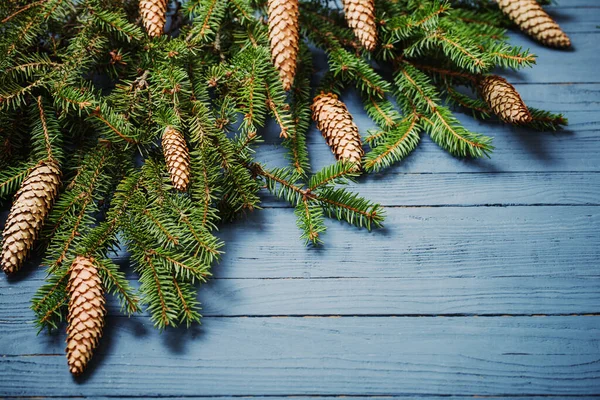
343;0;378;51
479;75;532;125
268;0;300;91
311;93;364;165
162;126;190;191
495;0;571;48
139;0;167;37
1;159;61;274
66;256;106;376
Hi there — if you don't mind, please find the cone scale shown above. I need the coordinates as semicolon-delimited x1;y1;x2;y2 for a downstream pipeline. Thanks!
479;75;532;125
66;256;106;376
162;126;191;192
343;0;378;51
1;159;61;274
311;92;364;166
495;0;571;48
268;0;300;91
140;0;167;37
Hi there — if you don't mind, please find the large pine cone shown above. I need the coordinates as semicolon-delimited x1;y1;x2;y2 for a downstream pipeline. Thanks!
342;0;378;51
479;75;532;125
66;256;106;376
162;126;190;192
268;0;300;91
311;92;364;166
1;159;61;274
139;0;167;37
495;0;571;48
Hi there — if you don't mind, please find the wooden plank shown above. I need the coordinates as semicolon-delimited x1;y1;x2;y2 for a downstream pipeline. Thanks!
0;316;599;396
547;0;600;7
213;206;600;279
259;172;600;207
3;274;599;318
3;206;598;280
89;398;600;400
502;33;600;84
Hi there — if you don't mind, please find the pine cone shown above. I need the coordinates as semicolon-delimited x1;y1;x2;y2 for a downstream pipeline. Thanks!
268;0;300;91
1;159;61;274
139;0;167;37
343;0;378;51
311;93;364;166
479;75;532;125
162;126;190;192
495;0;571;48
66;256;106;376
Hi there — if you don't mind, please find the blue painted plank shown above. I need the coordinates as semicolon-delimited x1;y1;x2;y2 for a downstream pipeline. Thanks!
502;32;600;84
0;316;599;397
92;398;600;400
211;206;600;279
2;206;597;280
260;172;600;207
3;273;600;318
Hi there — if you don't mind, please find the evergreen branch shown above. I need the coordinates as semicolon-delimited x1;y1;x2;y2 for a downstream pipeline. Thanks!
526;107;568;131
364;114;422;172
0;162;32;200
394;63;492;157
171;277;201;327
142;253;173;329
143;208;180;246
186;0;227;44
283;45;313;175
308;161;359;191
295;199;326;245
32;269;70;331
90;8;144;42
90;107;140;145
95;258;140;315
1;0;44;24
312;187;385;230
423;108;493;157
363;95;402;129
446;85;492;119
36;96;54;161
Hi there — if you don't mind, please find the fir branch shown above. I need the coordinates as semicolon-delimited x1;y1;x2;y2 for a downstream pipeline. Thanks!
526;107;568;131
364;114;422;172
95;257;140;315
0;161;33;200
283;47;312;175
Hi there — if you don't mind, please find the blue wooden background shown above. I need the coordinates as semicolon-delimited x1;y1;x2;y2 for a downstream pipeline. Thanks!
1;1;600;397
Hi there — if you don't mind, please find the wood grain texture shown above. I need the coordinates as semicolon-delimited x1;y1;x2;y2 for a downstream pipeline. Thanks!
1;317;599;397
212;206;600;279
1;0;599;397
262;172;600;207
3;274;600;318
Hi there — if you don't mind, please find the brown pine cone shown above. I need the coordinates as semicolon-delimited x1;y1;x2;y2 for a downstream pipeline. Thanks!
479;75;532;125
311;92;364;166
162;126;190;192
268;0;300;91
343;0;378;51
66;256;106;376
495;0;571;48
1;159;61;274
139;0;167;37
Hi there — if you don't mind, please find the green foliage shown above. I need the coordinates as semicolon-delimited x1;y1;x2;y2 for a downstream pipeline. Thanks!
255;162;384;245
0;0;566;339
